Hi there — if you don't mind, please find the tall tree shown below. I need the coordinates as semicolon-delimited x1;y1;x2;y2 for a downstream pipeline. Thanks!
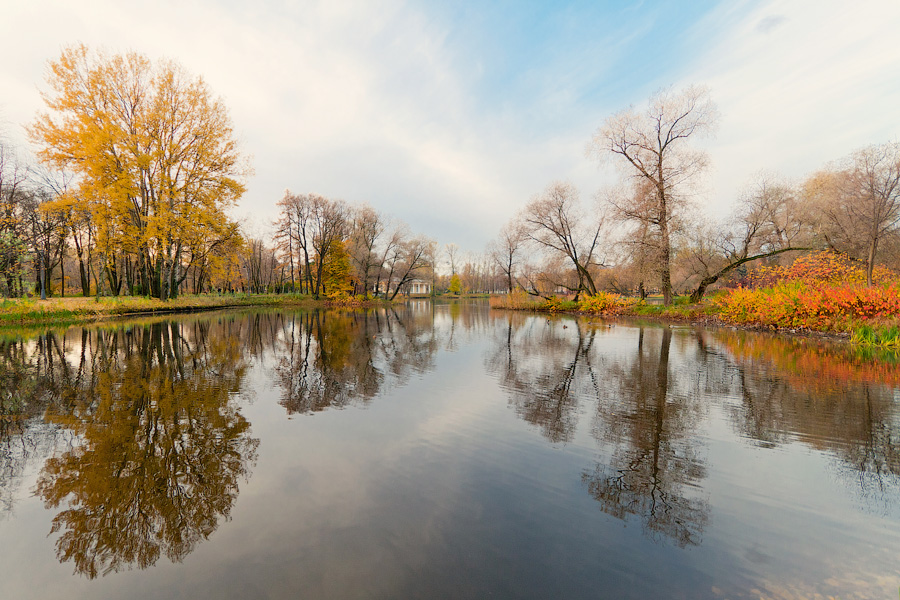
30;44;249;299
321;239;353;299
591;85;717;305
445;243;460;276
348;204;385;297
309;195;348;299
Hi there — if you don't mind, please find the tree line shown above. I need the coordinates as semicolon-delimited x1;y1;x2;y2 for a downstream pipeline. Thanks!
2;45;522;301
490;86;900;305
7;47;897;303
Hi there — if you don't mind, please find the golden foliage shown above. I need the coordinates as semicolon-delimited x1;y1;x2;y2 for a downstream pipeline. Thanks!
29;45;250;299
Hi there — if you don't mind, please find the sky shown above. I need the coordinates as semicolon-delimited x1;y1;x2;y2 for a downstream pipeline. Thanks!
2;0;899;253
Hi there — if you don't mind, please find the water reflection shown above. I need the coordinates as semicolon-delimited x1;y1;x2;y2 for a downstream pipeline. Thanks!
486;317;708;546
708;330;900;511
1;303;899;597
584;327;708;548
0;306;457;577
274;309;438;414
485;313;900;547
484;315;600;443
0;333;75;518
0;320;258;578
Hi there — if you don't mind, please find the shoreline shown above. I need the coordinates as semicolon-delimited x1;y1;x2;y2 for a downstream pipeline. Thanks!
0;294;884;348
0;294;394;329
493;302;862;344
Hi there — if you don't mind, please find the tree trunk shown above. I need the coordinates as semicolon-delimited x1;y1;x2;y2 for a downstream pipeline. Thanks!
866;235;878;287
658;200;672;306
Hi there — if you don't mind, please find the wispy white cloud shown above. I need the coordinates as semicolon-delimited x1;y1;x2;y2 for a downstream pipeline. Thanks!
2;0;898;249
679;0;900;213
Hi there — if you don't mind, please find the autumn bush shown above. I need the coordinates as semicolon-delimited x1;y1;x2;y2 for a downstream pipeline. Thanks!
576;292;635;314
714;251;900;332
749;251;896;287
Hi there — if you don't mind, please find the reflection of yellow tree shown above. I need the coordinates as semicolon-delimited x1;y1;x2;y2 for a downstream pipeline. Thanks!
34;322;257;578
584;328;708;547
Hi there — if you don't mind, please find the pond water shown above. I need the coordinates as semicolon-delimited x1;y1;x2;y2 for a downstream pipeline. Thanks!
0;300;898;599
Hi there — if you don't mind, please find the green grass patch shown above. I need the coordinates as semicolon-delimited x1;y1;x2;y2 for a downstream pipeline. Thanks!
850;324;900;348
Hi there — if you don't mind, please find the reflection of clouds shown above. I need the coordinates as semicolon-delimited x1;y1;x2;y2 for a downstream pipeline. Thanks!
3;305;900;596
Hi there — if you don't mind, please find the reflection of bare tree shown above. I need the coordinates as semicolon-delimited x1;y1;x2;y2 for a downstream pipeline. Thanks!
485;314;602;443
0;321;258;578
707;329;900;511
585;327;709;547
275;308;438;415
486;317;709;546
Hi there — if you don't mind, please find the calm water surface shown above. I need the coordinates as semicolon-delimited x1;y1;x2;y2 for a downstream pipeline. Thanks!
1;300;899;599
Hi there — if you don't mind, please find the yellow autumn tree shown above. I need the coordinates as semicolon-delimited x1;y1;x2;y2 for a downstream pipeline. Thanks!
321;239;353;299
29;45;250;299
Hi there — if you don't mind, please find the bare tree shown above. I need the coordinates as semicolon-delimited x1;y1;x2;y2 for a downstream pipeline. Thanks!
590;85;718;305
387;235;434;300
683;173;812;302
374;224;405;299
488;219;526;293
521;182;605;298
274;192;348;298
348;204;385;296
805;142;900;285
275;191;314;294
445;243;459;276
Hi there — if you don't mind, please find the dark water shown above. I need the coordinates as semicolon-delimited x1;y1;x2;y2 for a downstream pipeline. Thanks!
1;300;899;599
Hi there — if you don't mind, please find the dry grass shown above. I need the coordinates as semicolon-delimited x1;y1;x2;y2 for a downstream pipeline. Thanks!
489;289;543;310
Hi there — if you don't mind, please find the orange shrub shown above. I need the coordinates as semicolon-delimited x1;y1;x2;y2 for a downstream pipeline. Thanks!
750;251;898;287
714;281;900;331
716;252;900;331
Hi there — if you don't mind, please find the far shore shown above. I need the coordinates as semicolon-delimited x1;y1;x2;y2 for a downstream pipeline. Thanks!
4;293;897;352
0;294;395;329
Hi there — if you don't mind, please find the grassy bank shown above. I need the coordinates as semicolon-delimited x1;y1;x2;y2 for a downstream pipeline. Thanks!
490;288;900;347
490;253;900;348
0;293;388;328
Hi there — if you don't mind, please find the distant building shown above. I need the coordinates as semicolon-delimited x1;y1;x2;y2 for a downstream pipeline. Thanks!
408;280;431;295
375;278;431;296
